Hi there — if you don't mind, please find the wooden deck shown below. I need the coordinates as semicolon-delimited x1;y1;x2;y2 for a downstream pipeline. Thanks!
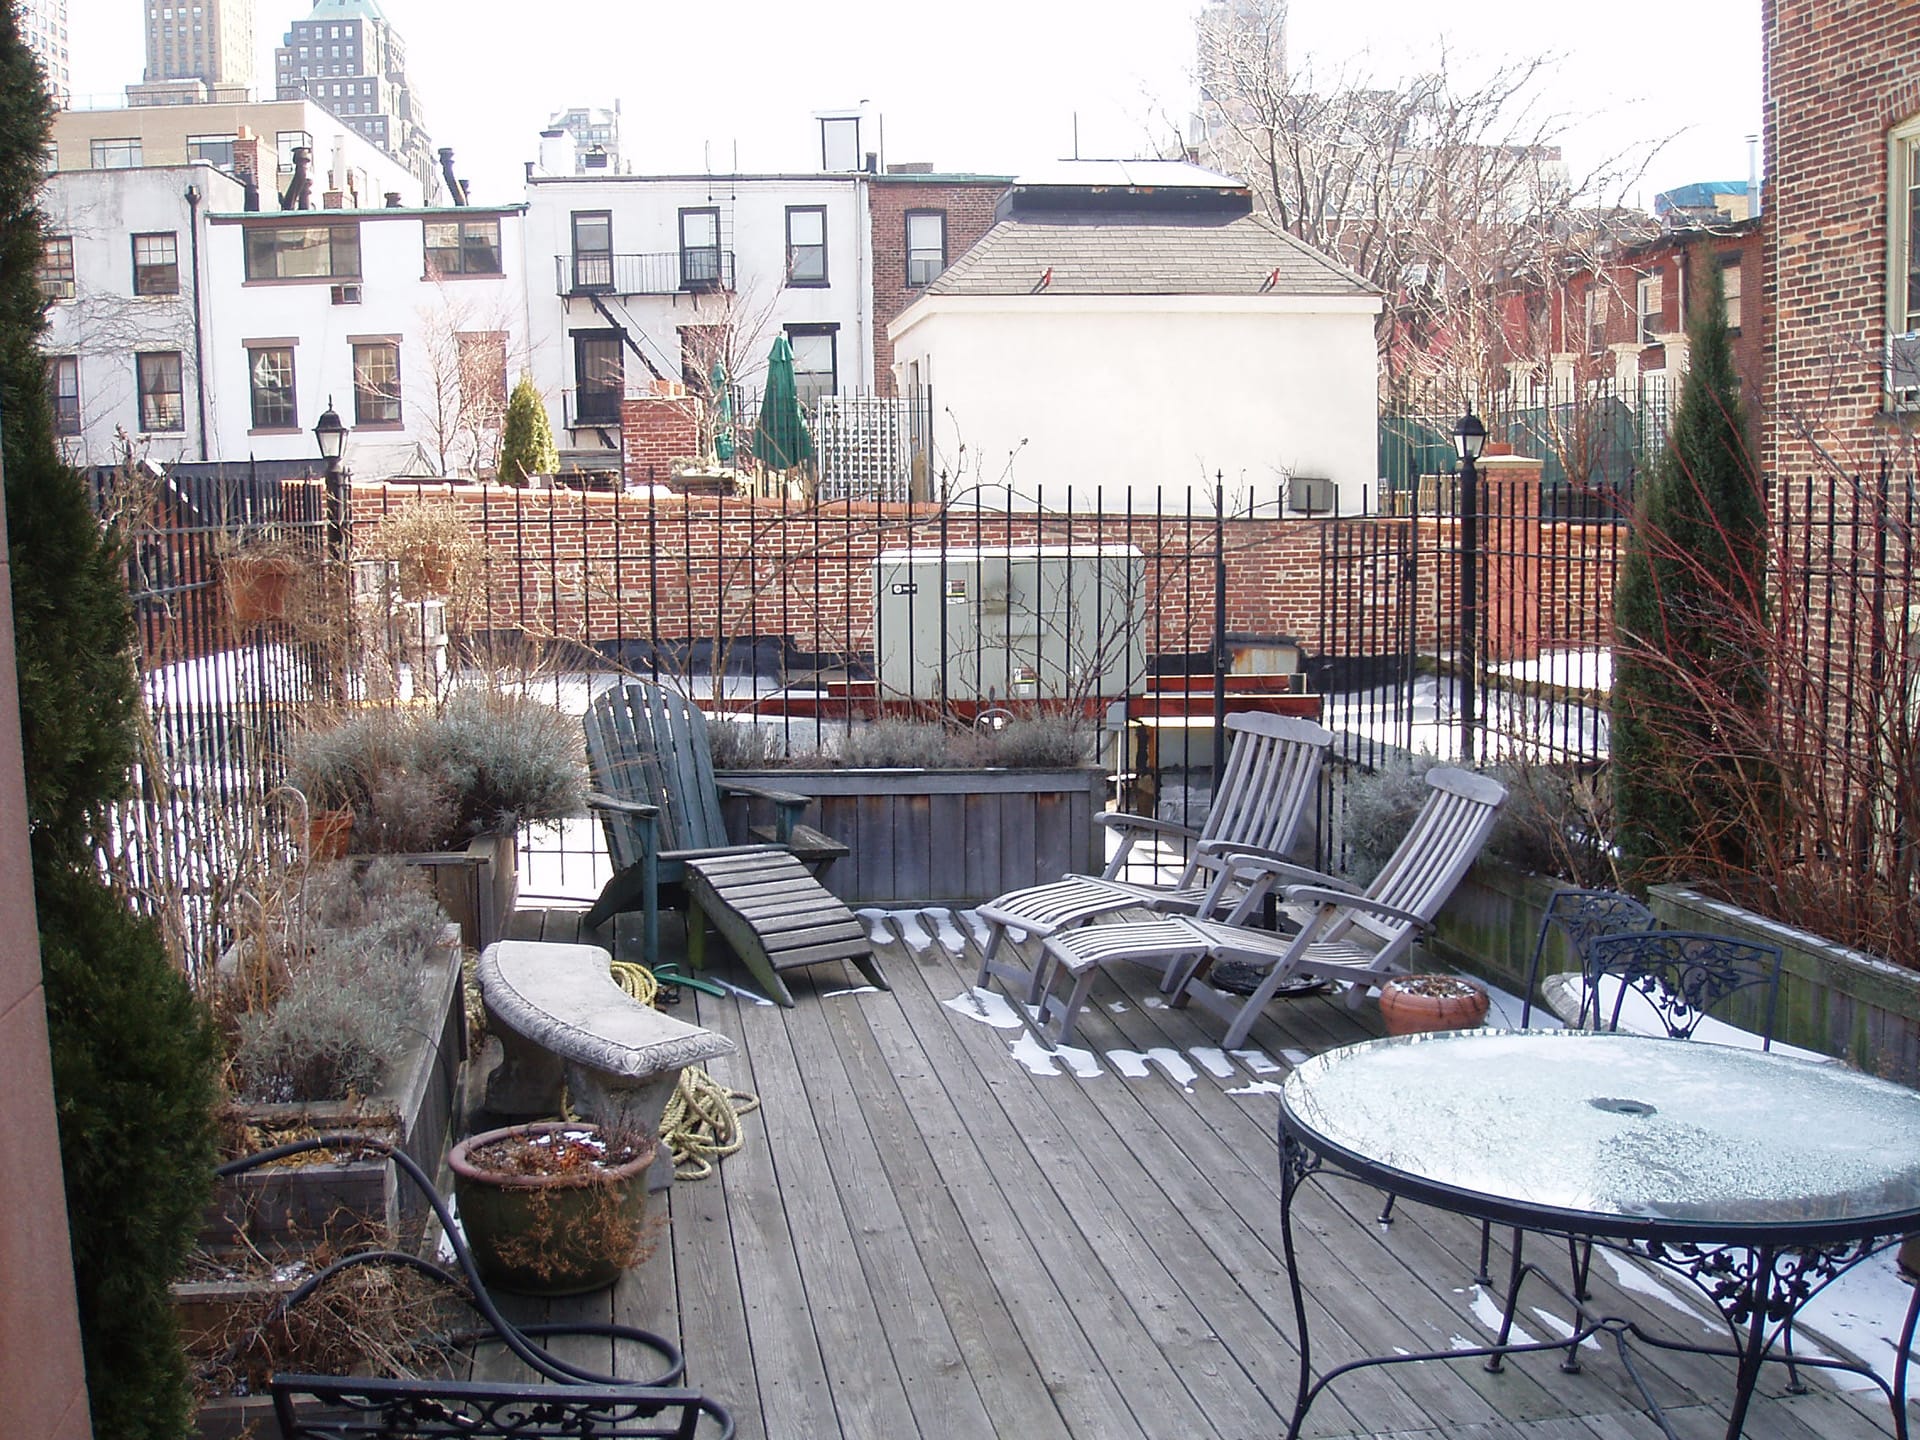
468;911;1911;1440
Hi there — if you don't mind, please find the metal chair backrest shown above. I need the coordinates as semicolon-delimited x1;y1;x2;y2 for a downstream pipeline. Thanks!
1581;929;1784;1046
1518;887;1659;1027
272;1373;734;1438
585;681;729;866
1159;713;1333;886
1345;766;1509;948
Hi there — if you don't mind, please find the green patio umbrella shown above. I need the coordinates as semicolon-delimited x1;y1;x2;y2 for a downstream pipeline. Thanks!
753;335;814;471
711;361;735;463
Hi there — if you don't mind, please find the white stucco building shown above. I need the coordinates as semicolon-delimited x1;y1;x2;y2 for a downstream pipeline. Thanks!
887;160;1382;514
201;199;529;478
520;126;873;469
40;162;246;468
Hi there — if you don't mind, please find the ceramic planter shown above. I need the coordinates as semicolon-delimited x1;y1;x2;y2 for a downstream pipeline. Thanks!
304;808;353;861
222;550;306;625
1378;973;1491;1035
449;1122;657;1296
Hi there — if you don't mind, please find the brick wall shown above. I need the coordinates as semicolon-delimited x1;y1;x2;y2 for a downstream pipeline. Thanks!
620;394;701;484
868;177;1009;392
1765;0;1920;480
351;481;1619;671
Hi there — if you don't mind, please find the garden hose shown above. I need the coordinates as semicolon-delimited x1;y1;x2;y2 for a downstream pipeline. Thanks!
606;960;760;1181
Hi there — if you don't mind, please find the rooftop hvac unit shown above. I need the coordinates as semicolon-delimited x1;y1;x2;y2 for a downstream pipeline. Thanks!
873;545;1146;704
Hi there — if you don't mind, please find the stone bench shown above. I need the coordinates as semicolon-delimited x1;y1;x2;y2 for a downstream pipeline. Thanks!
478;941;736;1190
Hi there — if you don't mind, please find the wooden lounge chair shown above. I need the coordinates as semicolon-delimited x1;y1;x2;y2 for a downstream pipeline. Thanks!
581;680;884;1005
973;713;1333;1006
1036;766;1507;1048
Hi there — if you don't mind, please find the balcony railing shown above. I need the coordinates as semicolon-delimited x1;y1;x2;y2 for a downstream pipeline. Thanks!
555;250;736;297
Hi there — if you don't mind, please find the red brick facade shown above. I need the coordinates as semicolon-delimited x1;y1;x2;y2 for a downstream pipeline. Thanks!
1764;0;1920;479
867;176;1009;393
353;482;1614;669
620;394;701;481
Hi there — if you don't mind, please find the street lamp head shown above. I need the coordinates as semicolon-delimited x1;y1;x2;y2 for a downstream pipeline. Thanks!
1453;411;1487;463
313;399;348;462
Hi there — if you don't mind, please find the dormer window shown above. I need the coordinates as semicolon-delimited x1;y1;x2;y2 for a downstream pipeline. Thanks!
819;115;860;172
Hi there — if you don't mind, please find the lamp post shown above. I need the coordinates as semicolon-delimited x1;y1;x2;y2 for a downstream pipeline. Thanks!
1453;411;1487;765
313;399;349;565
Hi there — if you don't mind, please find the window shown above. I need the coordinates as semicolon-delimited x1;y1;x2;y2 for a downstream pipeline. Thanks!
784;324;837;407
247;345;296;428
905;210;947;287
785;205;827;286
1584;285;1609;353
90;137;141;168
1721;258;1743;331
352;340;401;424
819;115;860;172
45;357;79;435
276;130;312;172
186;132;234;168
456;331;508;415
1636;273;1663;344
571;210;611;290
424;217;502;276
38;235;74;299
132;232;179;295
137;352;184;432
244;223;360;280
679;207;721;289
574;332;623;424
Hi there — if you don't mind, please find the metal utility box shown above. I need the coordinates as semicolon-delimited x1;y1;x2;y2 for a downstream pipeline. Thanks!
873;545;1146;704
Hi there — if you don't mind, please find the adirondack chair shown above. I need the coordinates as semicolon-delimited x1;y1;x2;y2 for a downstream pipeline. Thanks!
580;681;883;1004
973;713;1333;1006
1034;767;1507;1047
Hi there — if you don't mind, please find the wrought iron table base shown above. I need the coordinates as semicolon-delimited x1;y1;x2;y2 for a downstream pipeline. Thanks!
1279;1134;1920;1440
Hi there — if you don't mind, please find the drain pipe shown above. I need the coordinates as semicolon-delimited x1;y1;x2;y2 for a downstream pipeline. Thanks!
185;181;209;459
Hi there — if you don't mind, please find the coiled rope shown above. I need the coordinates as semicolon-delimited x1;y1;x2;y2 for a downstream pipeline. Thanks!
607;961;760;1182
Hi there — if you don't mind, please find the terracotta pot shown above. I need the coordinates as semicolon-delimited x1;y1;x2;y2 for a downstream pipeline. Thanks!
1378;974;1491;1035
304;808;353;862
449;1122;656;1296
223;552;304;624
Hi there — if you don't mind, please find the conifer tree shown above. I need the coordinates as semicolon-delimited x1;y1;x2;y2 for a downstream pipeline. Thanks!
498;373;558;485
0;7;219;1436
1611;258;1772;883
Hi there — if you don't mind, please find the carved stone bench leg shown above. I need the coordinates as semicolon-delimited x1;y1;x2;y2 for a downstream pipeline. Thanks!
565;1062;683;1193
483;1016;566;1121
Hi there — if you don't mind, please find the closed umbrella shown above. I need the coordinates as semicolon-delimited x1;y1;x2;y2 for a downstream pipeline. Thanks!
753;335;814;471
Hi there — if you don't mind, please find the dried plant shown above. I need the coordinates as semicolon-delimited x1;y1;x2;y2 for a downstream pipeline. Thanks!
360;499;485;615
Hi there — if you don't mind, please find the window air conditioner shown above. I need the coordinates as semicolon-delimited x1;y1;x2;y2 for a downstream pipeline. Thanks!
330;282;362;305
1889;331;1920;408
1288;476;1336;515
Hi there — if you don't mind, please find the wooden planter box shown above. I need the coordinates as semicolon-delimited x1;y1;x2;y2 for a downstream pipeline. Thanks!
392;829;520;952
1426;858;1571;999
1649;885;1920;1082
202;935;466;1254
719;767;1107;906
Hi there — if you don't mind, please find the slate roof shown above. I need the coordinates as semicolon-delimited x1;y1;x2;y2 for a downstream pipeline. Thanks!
924;208;1377;300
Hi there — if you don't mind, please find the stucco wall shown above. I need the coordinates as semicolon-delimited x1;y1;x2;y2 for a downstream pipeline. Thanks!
889;294;1382;513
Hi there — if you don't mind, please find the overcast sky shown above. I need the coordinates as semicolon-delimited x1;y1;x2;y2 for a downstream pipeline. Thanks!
64;0;1761;210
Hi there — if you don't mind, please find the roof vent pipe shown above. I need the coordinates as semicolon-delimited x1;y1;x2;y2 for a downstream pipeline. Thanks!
280;145;313;210
384;190;403;207
437;146;467;205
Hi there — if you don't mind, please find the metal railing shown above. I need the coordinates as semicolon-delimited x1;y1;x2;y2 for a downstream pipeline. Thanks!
554;250;737;297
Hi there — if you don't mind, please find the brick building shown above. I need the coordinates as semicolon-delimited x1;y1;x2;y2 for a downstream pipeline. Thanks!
866;169;1010;393
1763;0;1920;478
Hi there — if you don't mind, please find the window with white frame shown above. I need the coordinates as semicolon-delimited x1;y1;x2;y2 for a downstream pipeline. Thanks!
905;210;946;287
247;345;296;429
1722;258;1743;330
1890;115;1920;408
1636;273;1663;344
1584;284;1609;353
679;208;721;289
133;232;179;295
90;137;141;168
785;324;837;407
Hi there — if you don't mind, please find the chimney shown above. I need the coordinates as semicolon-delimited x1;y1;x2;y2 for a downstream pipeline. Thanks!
384;190;403;207
322;189;344;208
231;130;263;211
437;146;467;205
538;126;569;177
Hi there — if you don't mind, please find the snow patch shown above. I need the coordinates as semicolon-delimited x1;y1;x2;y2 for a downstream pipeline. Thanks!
1465;1286;1537;1346
1190;1047;1237;1078
922;906;968;953
855;909;896;946
1105;1047;1200;1090
1225;1079;1287;1096
960;910;998;949
1231;1048;1284;1074
943;987;1027;1030
892;912;935;952
822;985;880;998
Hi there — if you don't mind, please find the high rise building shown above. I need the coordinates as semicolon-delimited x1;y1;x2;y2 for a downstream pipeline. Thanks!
274;0;437;199
137;0;254;95
1192;0;1286;146
547;104;623;174
19;0;70;104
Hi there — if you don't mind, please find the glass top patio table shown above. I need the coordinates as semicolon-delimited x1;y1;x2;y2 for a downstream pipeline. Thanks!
1280;1029;1920;1245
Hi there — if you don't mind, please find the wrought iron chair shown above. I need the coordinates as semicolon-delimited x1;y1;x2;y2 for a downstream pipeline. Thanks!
1490;928;1791;1388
